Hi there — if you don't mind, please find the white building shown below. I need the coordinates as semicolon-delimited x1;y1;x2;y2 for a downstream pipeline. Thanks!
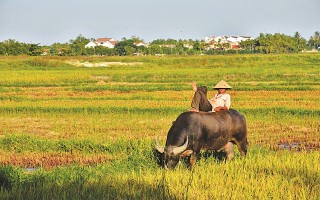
204;36;215;43
134;42;149;47
214;36;229;43
204;35;253;49
227;36;253;43
85;38;118;48
85;41;97;48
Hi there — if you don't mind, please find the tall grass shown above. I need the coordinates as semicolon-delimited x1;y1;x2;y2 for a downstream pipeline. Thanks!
0;54;319;199
0;147;319;199
0;54;319;89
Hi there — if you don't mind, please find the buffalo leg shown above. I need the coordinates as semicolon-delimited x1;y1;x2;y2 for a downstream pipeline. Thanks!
189;153;198;169
224;141;235;160
235;138;248;157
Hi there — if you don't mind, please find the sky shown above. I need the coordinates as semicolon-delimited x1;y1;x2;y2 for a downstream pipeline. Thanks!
0;0;319;45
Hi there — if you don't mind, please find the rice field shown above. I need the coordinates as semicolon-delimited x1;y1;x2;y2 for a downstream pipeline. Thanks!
0;54;319;199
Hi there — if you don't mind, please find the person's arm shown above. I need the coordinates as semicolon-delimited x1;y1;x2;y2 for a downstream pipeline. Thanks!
213;106;228;112
209;94;216;105
214;94;231;112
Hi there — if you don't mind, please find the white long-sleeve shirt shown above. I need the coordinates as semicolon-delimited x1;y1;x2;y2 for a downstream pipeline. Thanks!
210;93;231;111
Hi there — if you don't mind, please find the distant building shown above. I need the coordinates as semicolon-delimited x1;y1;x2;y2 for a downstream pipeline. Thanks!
204;36;215;43
183;44;193;49
134;42;149;47
85;41;97;48
85;38;118;48
214;36;229;43
204;35;253;50
159;44;176;48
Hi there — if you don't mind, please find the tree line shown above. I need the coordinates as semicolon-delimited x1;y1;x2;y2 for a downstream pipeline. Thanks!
0;32;319;56
240;32;319;54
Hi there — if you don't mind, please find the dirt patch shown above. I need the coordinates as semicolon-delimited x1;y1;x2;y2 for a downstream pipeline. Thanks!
0;117;52;137
96;80;107;85
244;81;280;86
92;76;112;80
0;152;116;169
66;60;143;67
100;81;168;85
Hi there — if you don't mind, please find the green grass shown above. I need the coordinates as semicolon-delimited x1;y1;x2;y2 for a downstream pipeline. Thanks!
0;147;319;199
0;54;319;90
0;54;319;199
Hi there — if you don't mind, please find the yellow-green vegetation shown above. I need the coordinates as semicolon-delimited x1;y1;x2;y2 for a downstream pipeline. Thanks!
0;54;319;199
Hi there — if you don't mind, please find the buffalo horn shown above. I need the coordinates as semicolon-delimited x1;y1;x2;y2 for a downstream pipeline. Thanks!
155;137;164;153
172;137;189;155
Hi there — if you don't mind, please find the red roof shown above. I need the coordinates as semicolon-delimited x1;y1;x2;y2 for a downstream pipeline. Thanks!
109;40;117;45
94;38;118;45
95;38;113;42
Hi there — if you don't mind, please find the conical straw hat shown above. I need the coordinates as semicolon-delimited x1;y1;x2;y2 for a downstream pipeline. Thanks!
213;80;232;89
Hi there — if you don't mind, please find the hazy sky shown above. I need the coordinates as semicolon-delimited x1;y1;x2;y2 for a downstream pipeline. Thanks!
0;0;319;45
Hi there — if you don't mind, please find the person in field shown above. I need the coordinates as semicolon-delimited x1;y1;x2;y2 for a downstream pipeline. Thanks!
189;80;232;112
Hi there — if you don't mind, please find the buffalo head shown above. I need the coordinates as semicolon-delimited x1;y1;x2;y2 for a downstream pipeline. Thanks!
155;137;193;169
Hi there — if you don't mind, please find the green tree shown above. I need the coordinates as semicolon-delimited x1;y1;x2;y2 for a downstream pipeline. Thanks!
192;40;205;54
222;42;230;50
1;39;29;55
240;39;256;51
114;39;137;56
49;47;56;55
136;46;147;55
0;42;7;55
131;36;144;44
90;46;115;56
307;31;320;49
293;32;306;52
69;34;90;55
160;46;171;55
51;43;71;56
124;46;135;56
147;44;162;55
174;41;186;55
27;43;43;56
150;39;166;45
255;32;306;54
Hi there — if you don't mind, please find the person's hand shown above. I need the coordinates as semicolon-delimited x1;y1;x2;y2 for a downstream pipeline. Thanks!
191;81;197;92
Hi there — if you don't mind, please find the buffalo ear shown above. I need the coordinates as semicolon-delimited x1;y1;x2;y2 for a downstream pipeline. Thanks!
180;150;193;157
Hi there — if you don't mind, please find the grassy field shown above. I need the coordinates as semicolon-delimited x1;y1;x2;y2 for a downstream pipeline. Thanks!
0;54;319;199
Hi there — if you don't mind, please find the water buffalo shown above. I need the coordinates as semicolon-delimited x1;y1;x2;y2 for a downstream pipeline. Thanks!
156;109;248;169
